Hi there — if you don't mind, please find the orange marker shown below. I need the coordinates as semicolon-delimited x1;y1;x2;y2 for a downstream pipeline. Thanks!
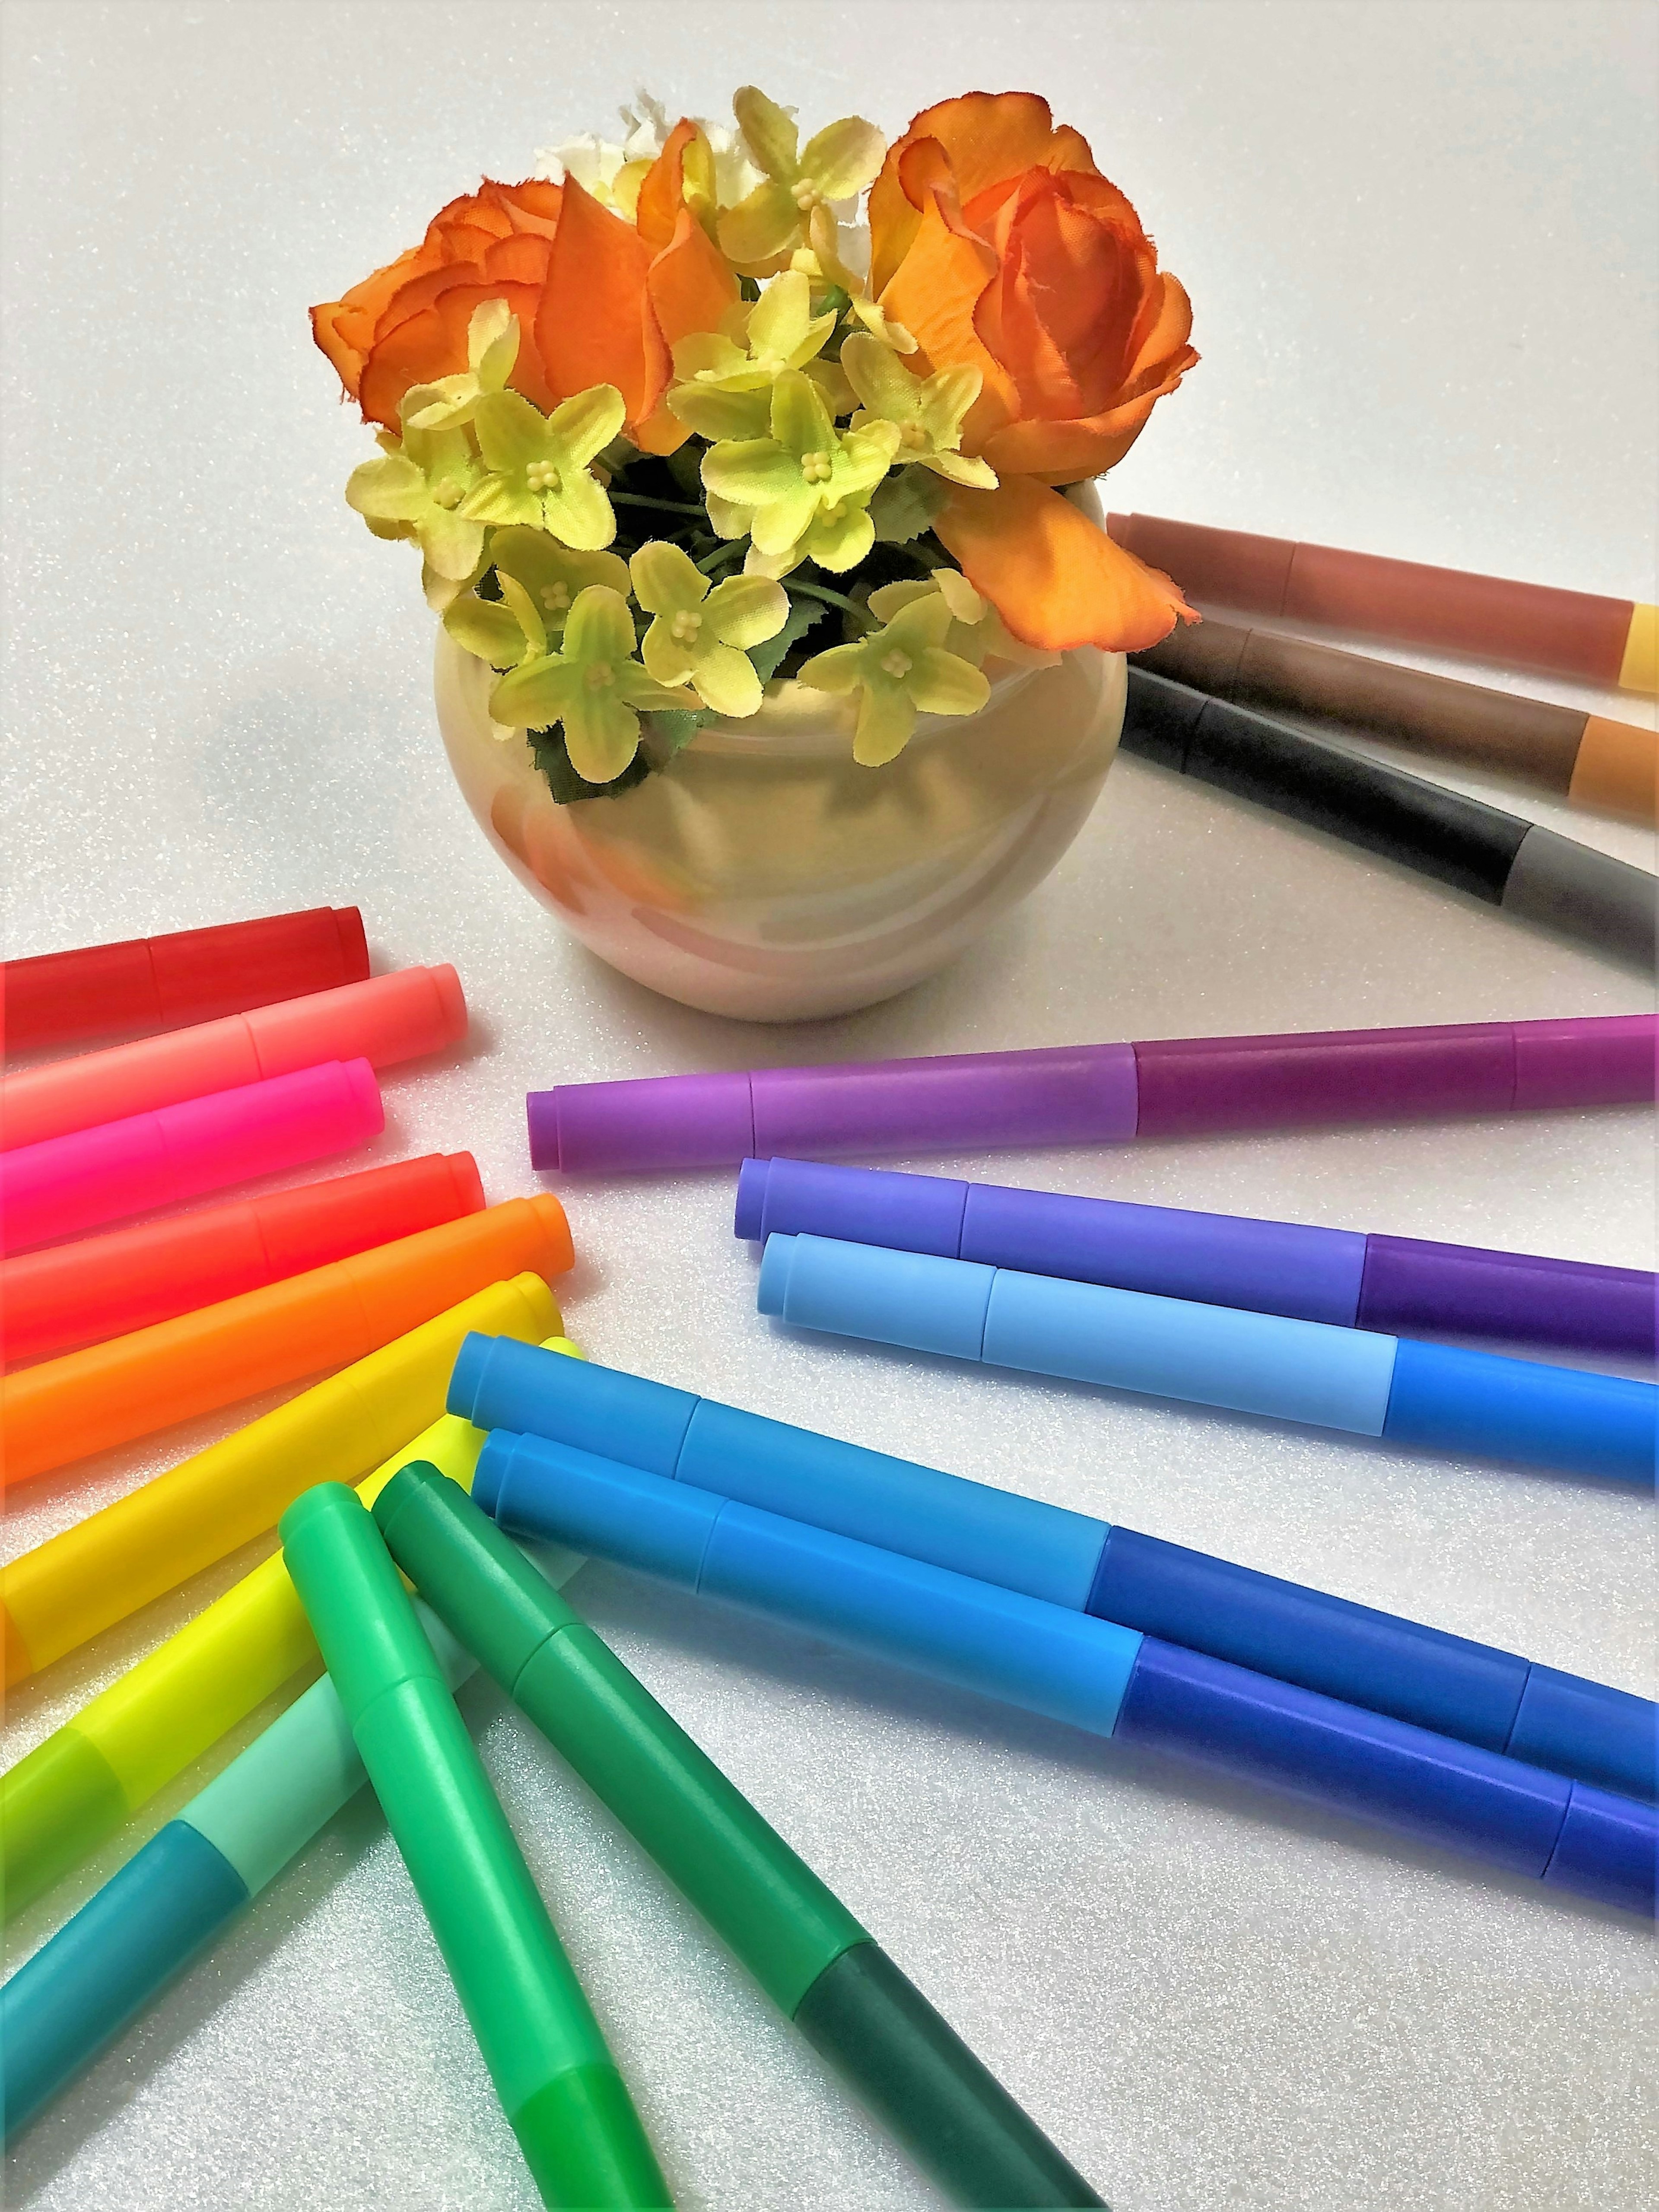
0;1196;573;1488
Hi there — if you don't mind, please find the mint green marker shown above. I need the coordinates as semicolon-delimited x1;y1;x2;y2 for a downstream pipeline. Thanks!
280;1482;670;2211
375;1462;1106;2211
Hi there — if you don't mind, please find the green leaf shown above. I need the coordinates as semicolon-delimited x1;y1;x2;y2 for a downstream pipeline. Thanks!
868;465;950;545
526;725;653;806
749;589;827;685
647;706;719;760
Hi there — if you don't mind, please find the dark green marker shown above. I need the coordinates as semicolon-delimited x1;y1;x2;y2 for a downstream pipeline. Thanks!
375;1461;1107;2211
280;1482;671;2210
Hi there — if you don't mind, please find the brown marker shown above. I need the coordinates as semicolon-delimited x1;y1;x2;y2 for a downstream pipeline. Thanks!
1108;512;1659;697
1135;614;1657;827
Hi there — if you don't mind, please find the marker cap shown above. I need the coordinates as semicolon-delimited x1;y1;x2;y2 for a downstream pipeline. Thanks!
1542;1784;1658;1917
0;1058;384;1255
1115;1636;1575;1879
1356;1233;1656;1364
792;1941;1106;2208
3;1150;485;1366
1;906;370;1055
2;965;467;1153
450;1330;698;1475
0;1819;249;2139
1381;1336;1656;1485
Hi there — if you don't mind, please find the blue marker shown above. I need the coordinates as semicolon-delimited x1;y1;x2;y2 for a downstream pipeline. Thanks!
446;1336;1656;1805
472;1428;1655;1916
756;1233;1657;1487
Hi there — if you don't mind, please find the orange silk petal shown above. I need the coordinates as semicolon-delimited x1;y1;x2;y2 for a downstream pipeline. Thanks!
535;174;662;423
878;184;1016;448
1125;271;1195;387
639;206;739;454
935;478;1193;652
358;278;555;429
868;91;1099;292
636;118;699;253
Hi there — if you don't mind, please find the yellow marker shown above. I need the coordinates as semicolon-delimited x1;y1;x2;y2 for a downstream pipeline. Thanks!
1;1274;560;1689
0;1335;584;1925
1619;601;1658;695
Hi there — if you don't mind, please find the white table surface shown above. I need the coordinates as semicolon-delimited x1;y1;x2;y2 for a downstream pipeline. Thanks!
3;4;1656;2207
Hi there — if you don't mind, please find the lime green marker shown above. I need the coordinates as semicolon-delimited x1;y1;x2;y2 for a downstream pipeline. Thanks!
279;1482;670;2211
375;1462;1106;2211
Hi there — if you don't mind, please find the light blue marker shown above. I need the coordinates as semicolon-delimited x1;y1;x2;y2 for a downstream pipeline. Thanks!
757;1234;1657;1485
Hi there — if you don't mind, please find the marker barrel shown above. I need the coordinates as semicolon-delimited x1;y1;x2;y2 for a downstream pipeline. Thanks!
0;1547;585;2140
0;1058;384;1256
0;1352;573;1925
528;1014;1656;1174
1;964;467;1153
1105;511;1655;691
0;904;369;1055
375;1466;1107;2208
1122;670;1657;969
735;1157;1657;1364
2;1150;485;1365
447;1337;1656;1803
2;1197;575;1488
0;1267;562;1687
756;1232;1657;1485
280;1484;670;2210
1133;614;1659;826
475;1433;1654;1916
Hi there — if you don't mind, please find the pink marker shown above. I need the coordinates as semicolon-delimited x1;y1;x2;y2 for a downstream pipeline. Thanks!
0;1060;384;1255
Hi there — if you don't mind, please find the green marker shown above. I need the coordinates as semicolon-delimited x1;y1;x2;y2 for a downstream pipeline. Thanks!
375;1462;1107;2211
279;1483;671;2211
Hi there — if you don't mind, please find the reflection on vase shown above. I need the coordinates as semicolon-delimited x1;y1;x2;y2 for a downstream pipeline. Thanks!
438;626;1125;1023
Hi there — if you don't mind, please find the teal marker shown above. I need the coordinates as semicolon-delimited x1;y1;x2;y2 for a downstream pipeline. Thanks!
280;1483;670;2211
375;1462;1108;2212
0;1544;582;2142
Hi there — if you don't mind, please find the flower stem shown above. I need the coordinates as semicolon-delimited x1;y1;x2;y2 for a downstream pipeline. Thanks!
693;540;747;574
610;491;709;517
786;578;876;627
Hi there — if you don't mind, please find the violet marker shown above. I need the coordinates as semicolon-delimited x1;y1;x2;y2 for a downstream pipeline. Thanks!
735;1158;1657;1367
528;1014;1655;1177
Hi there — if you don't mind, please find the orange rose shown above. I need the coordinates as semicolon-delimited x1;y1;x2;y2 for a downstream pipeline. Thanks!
311;141;735;452
868;92;1198;652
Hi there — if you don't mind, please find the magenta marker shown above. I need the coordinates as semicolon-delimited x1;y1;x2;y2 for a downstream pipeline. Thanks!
528;1014;1656;1176
0;1059;384;1254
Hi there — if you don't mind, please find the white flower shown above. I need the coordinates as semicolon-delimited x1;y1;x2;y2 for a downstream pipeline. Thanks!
535;91;764;214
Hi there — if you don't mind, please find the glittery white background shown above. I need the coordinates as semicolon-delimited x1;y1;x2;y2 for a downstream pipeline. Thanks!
3;3;1656;2207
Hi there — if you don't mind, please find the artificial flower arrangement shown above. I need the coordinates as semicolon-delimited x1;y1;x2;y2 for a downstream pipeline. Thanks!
313;88;1197;801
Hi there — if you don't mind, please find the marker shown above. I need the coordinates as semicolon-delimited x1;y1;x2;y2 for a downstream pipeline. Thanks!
1134;614;1659;826
377;1465;1108;2209
0;1536;585;2143
2;1195;576;1488
280;1482;672;2209
1104;511;1659;694
0;1058;385;1255
0;963;466;1152
473;1431;1655;1916
735;1157;1658;1367
447;1337;1656;1805
0;1335;583;1925
0;1265;562;1688
1122;670;1656;970
2;1150;485;1365
526;1012;1656;1175
1;905;369;1056
757;1232;1657;1487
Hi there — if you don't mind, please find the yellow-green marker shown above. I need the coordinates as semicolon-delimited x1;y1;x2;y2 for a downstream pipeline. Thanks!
279;1482;671;2211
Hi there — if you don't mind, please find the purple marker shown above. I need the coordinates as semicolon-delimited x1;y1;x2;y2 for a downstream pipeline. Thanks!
528;1014;1656;1177
735;1158;1657;1366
